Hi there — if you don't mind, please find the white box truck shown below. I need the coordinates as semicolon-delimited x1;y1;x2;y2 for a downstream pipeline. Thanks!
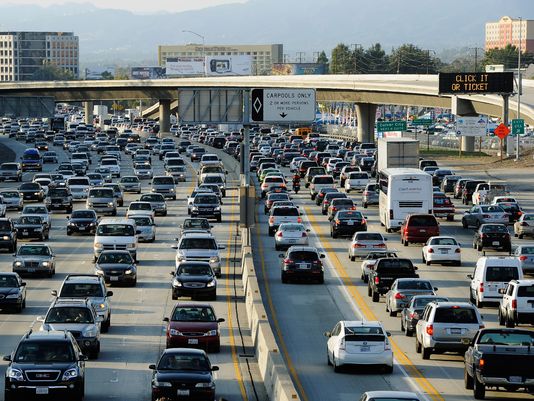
377;137;419;173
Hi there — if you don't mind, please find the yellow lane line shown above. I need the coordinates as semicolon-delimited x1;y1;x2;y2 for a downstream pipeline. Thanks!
255;209;310;401
225;192;248;401
304;206;444;401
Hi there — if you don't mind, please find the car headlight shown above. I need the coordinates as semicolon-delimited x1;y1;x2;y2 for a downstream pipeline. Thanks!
34;192;40;195
83;327;97;337
169;328;182;336
87;202;93;207
94;243;103;249
173;278;182;287
107;202;114;207
214;206;221;211
14;261;22;267
169;188;175;192
204;330;218;337
7;367;23;381
192;206;199;211
62;368;79;381
2;235;10;240
96;303;107;311
207;279;216;287
42;261;50;267
154;380;172;387
6;293;20;299
125;269;134;275
210;256;220;263
127;243;136;249
195;381;215;389
177;255;185;262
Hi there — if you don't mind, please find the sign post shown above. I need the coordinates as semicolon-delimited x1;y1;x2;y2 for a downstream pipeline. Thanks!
250;88;316;123
494;123;511;162
511;118;525;136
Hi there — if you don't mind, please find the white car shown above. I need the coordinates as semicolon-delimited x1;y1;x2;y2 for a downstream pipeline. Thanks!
348;232;387;261
289;157;307;172
325;320;393;373
421;236;461;266
325;158;343;174
21;204;51;228
274;223;309;251
360;391;422;401
345;171;369;193
126;202;154;219
99;158;121;177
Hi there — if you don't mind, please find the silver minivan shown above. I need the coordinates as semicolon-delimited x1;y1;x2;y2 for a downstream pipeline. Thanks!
150;176;176;200
87;187;117;216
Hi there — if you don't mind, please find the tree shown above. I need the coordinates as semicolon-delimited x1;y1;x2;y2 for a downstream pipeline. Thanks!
483;44;534;69
31;61;76;81
316;50;329;73
362;43;389;74
330;43;353;74
388;44;440;74
440;56;474;73
100;71;114;80
114;67;130;80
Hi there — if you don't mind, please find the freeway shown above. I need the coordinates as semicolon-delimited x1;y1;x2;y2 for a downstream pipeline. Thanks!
0;135;266;401
250;159;534;401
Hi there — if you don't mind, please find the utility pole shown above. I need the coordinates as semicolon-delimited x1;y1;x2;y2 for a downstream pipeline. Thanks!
516;16;522;161
350;44;362;74
474;48;478;72
296;52;306;63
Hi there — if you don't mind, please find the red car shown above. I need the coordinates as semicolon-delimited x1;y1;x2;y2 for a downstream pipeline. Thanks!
164;304;224;352
433;192;455;221
400;214;440;246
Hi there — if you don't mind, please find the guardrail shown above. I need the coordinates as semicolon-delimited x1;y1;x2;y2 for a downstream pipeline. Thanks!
241;227;301;401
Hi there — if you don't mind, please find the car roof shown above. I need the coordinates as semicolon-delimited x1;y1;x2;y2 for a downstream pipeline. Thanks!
364;391;419;400
162;347;207;356
22;330;74;342
64;274;103;284
341;320;384;327
287;246;318;252
181;232;214;239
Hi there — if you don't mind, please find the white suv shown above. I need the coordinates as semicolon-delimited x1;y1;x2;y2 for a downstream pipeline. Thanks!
498;279;534;327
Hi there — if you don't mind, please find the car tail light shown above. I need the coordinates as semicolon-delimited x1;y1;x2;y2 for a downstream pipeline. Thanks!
276;232;283;238
374;277;380;284
519;256;527;261
409;312;419;319
428;248;434;253
479;358;485;367
297;217;302;223
394;293;405;299
479;282;484;293
350;206;357;210
363;191;369;196
376;243;386;248
362;218;367;224
339;338;346;350
481;233;486;238
482;214;490;218
269;216;274;224
384;339;391;351
332;207;337;211
353;243;365;248
512;299;517;309
283;259;293;264
301;232;307;237
455;248;461;253
335;219;341;225
426;324;434;336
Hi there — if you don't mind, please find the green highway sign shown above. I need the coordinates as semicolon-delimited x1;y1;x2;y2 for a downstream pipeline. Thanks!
512;118;525;136
412;118;433;126
376;120;407;132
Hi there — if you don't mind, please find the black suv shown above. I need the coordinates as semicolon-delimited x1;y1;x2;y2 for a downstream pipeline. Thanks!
0;218;17;252
367;258;419;302
4;330;86;401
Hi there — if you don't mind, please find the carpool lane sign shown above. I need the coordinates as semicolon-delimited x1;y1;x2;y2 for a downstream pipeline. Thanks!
251;88;316;123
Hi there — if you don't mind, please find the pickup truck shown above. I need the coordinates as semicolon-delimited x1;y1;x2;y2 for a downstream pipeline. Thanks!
472;182;510;205
464;328;534;399
367;258;419;302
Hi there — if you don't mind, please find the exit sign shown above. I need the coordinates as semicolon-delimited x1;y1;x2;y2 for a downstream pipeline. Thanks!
376;121;407;132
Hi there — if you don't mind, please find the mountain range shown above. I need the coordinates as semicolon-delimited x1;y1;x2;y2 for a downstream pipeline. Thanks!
0;0;531;67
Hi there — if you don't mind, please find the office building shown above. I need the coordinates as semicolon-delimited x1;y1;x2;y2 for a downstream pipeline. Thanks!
158;43;283;75
0;31;79;81
485;16;534;53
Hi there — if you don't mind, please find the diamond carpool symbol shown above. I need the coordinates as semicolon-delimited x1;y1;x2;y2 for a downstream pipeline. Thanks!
253;97;262;114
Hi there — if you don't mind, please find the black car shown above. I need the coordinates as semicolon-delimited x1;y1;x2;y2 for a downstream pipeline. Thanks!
473;223;512;253
400;295;448;336
0;273;26;313
321;192;347;215
46;186;73;213
171;261;217;300
67;209;98;236
4;330;86;401
18;182;44;202
440;175;461;193
190;194;222;223
14;215;49;240
0;218;17;252
279;246;325;284
149;348;218;401
498;202;522;222
314;187;339;206
95;250;137;286
330;210;367;238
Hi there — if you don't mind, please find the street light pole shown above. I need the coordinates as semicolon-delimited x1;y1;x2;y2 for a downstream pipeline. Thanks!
182;30;205;77
516;17;522;161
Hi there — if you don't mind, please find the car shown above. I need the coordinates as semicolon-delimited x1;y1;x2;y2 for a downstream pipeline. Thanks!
149;348;219;401
151;175;176;200
42;151;58;164
321;192;347;215
12;243;55;277
130;215;156;242
87;187;117;216
126;201;155;219
441;175;462;193
368;258;419;302
0;218;17;252
67;209;98;236
18;182;44;202
513;212;534;239
38;298;101;359
327;198;356;220
190;193;222;222
472;223;511;253
95;167;112;183
172;232;224;278
274;223;309;251
95;250;137;286
21;204;51;228
385;278;438;317
344;171;369;193
324;320;393;373
0;190;23;210
462;204;509;228
361;183;379;208
14;215;49;240
415;301;484;360
359;250;398;283
179;218;212;236
139;193;167;216
498;279;534;327
433;191;455;221
163;304;224;352
46;186;73;213
3;330;86;401
314;187;339;206
0;162;22;182
52;274;113;332
0;273;26;313
514;245;534;274
421;236;461;266
279;246;325;284
348;231;386;260
170;261;217;300
133;163;153;180
400;214;440;246
166;165;187;183
264;192;291;214
309;175;335;200
268;205;301;236
400;295;449;337
201;174;226;197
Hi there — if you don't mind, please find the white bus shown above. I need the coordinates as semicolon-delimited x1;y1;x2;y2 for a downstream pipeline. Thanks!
378;168;433;232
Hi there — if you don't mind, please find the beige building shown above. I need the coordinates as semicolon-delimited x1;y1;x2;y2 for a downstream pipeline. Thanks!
0;31;79;81
485;16;534;53
158;43;283;75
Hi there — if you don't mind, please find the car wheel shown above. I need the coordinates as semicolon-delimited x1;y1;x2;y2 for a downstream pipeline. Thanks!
473;373;486;399
426;260;431;266
281;274;288;284
363;203;368;209
327;349;332;366
403;239;409;246
464;367;474;389
172;293;177;300
275;244;280;251
518;233;524;239
331;230;337;239
367;284;372;296
477;243;482;252
498;308;505;326
384;364;393;374
462;218;468;229
505;313;515;328
422;346;431;360
421;253;426;263
268;228;274;237
372;290;379;302
332;354;341;373
350;255;355;262
415;337;422;353
475;296;484;309
102;317;110;333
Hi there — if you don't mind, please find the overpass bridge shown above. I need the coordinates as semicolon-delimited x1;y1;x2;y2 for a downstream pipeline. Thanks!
0;74;531;145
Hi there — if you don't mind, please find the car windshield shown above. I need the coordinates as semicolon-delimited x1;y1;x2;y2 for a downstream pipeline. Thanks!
129;203;151;211
177;264;213;276
485;266;519;282
121;177;138;183
1;191;18;198
98;252;133;264
15;341;75;363
46;307;94;324
430;238;457;246
179;238;217;250
519;246;534;255
0;221;10;231
157;353;209;371
153;177;174;185
481;225;508;233
18;216;41;225
141;194;164;202
433;307;478;323
314;177;334;184
1;164;17;170
183;219;210;230
397;280;433;290
480;205;504;213
280;224;305;231
287;251;318;261
408;216;437;226
171;306;216;322
0;275;18;287
202;167;223;174
89;189;113;198
132;217;151;226
20;183;39;190
344;326;385;342
71;211;95;219
96;224;134;236
48;189;69;197
60;283;103;298
355;233;383;241
203;176;223;184
413;297;449;308
18;246;49;256
478;331;534;346
272;207;299;216
194;195;218;204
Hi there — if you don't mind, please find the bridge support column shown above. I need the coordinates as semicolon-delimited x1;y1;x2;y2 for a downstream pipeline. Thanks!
83;101;93;125
356;103;377;143
460;136;475;152
159;99;171;134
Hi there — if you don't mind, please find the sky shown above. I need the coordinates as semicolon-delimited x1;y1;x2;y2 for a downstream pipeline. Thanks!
2;0;246;13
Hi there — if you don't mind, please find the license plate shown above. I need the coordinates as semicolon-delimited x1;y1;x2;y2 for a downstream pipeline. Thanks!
27;268;36;273
36;387;49;395
110;276;119;281
188;338;199;345
420;229;426;232
440;250;448;254
360;346;370;352
299;263;309;269
177;390;190;396
79;226;86;231
23;231;28;235
52;203;60;207
492;241;500;246
347;221;354;225
288;239;297;243
451;328;461;334
510;376;522;383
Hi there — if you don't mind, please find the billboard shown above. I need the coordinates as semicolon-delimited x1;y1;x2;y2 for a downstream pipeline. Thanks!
84;67;115;80
130;67;166;79
272;63;326;75
205;55;252;76
455;116;488;137
166;57;205;76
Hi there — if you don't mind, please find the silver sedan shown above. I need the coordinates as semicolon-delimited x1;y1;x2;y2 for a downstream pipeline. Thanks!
385;278;437;317
274;223;309;251
514;245;534;274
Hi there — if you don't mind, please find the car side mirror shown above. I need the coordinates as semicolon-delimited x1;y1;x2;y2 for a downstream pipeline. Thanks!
20;282;26;287
169;271;175;276
306;229;310;232
320;254;325;259
384;238;388;241
66;216;70;219
211;365;220;372
414;266;418;270
467;274;473;279
218;245;225;250
386;332;392;337
217;318;225;323
278;254;284;258
323;331;331;337
148;364;156;370
36;316;45;322
106;291;113;297
498;288;506;294
3;355;11;362
433;287;438;291
163;317;169;322
171;245;178;250
51;290;58;297
12;254;16;257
